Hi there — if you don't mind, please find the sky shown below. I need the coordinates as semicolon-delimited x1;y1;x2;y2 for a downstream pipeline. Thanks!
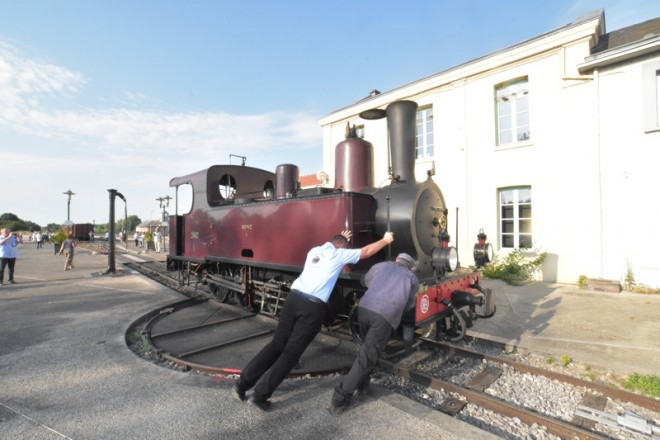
1;1;658;228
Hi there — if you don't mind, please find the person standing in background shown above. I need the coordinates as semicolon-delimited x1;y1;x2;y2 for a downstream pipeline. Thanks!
154;229;162;253
0;228;22;284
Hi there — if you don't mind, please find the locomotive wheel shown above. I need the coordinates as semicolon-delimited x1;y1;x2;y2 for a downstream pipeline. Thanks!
209;283;230;303
179;265;190;286
439;308;467;342
416;322;436;339
348;306;362;343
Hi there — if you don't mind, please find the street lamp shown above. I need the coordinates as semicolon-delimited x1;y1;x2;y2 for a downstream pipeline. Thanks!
63;189;75;224
156;196;171;223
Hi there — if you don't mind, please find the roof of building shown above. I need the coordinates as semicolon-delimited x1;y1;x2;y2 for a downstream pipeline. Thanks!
321;9;607;122
299;173;323;188
592;16;660;54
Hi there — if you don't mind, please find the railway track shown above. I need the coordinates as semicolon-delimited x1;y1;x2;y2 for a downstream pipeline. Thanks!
125;260;659;439
380;339;659;440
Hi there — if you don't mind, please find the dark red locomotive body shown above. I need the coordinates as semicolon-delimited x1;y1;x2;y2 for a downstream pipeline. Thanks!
167;100;495;342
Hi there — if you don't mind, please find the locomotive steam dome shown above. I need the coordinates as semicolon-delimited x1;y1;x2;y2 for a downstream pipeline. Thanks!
335;123;374;192
274;163;299;198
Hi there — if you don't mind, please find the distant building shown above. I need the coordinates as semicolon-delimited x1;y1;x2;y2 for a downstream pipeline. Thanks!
320;10;660;287
299;173;324;188
136;220;168;235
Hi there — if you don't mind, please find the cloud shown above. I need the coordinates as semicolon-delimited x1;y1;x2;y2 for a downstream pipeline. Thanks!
0;41;322;162
0;39;324;227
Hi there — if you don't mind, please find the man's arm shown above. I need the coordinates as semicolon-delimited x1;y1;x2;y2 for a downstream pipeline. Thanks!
359;232;394;260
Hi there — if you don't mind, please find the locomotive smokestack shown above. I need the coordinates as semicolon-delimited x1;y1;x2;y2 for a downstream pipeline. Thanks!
386;100;418;184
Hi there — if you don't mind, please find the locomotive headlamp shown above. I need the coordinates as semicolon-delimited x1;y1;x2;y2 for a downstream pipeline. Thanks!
432;246;459;273
473;228;493;268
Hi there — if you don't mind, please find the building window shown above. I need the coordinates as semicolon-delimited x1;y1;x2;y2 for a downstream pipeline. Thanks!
499;187;532;249
496;78;530;145
416;105;434;159
642;60;660;132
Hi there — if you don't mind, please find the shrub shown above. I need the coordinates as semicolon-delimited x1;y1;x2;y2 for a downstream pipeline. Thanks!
481;248;547;285
49;230;67;244
623;373;660;397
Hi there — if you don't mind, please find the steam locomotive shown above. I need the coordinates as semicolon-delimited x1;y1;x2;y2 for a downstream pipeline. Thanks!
166;100;495;343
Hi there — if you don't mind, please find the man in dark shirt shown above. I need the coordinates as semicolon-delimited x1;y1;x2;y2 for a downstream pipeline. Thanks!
330;253;419;413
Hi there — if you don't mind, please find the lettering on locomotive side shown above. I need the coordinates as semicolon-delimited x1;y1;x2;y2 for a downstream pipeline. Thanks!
241;224;253;230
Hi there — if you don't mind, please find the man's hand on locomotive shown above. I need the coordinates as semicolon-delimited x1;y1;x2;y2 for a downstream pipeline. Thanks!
382;231;394;244
340;230;352;242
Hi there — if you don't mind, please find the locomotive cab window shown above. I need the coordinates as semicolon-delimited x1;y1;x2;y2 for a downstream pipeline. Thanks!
175;183;193;215
219;174;237;200
263;180;274;199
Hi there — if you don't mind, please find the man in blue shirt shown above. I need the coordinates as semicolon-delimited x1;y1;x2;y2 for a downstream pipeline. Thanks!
234;229;394;411
330;253;419;413
0;228;22;285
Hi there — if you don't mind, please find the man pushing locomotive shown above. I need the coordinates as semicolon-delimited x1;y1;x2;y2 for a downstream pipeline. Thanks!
233;229;394;411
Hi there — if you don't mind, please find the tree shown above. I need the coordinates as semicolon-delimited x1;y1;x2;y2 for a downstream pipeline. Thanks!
0;213;19;221
0;213;41;232
46;223;61;233
116;215;142;233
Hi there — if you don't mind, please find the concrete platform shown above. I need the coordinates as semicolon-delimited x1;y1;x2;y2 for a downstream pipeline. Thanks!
472;278;660;375
1;242;658;439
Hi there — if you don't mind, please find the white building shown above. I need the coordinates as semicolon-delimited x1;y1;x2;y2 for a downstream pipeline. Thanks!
319;10;660;287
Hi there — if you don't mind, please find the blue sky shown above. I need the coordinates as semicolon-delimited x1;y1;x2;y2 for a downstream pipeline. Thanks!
1;1;658;228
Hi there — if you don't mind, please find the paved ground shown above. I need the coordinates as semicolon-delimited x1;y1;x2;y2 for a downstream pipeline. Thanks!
0;243;495;440
1;241;658;439
472;278;660;375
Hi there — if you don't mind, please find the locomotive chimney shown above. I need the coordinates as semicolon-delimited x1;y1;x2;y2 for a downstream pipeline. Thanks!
386;100;418;184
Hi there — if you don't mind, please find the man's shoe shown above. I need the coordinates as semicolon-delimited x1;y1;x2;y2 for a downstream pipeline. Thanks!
233;383;246;402
330;389;351;414
8;280;15;284
356;380;370;398
247;395;271;412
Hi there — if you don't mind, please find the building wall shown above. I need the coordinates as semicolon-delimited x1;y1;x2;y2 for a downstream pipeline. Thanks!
320;12;660;287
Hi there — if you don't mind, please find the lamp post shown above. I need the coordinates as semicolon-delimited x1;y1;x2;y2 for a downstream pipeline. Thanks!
156;196;171;221
155;196;171;253
63;189;75;224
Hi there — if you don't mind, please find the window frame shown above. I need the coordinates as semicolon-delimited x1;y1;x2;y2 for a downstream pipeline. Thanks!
415;105;434;160
642;60;660;133
495;77;531;147
498;186;533;249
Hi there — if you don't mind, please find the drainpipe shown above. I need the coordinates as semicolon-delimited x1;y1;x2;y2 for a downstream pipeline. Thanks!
595;67;603;277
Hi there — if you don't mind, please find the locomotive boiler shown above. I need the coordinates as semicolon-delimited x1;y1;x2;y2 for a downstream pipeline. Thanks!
167;100;495;343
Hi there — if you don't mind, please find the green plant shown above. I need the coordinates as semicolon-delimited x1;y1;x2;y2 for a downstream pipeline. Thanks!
577;275;588;289
623;373;660;397
481;248;547;285
546;356;555;365
583;373;596;381
624;261;636;290
49;230;67;244
560;355;572;367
